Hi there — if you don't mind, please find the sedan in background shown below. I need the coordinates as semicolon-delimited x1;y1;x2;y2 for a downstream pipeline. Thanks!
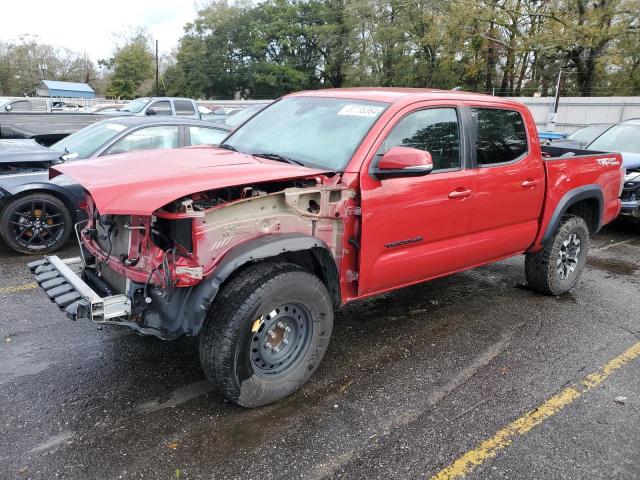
586;119;640;218
0;117;231;254
550;124;612;149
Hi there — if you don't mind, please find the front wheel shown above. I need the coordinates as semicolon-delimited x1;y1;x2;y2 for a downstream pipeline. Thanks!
0;193;72;255
525;215;589;295
199;262;334;407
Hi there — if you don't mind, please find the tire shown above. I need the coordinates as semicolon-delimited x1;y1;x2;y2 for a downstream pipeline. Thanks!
525;215;589;295
0;192;72;255
199;262;334;408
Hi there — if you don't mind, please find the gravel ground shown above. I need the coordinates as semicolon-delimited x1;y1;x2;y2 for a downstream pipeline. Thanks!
1;220;639;480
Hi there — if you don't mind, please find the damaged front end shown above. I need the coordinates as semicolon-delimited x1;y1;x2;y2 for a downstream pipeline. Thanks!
30;177;355;339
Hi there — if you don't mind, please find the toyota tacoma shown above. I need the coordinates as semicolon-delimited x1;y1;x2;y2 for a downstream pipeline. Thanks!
29;89;624;407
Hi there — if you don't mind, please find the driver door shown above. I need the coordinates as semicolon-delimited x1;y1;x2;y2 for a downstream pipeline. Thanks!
358;105;474;296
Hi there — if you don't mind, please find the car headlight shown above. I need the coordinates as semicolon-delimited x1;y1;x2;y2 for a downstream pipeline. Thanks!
50;174;78;187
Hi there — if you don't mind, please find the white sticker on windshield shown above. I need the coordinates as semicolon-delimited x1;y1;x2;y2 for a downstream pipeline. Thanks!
106;124;127;132
338;104;384;117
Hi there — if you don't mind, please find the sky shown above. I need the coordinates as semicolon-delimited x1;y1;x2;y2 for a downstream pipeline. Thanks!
0;0;201;61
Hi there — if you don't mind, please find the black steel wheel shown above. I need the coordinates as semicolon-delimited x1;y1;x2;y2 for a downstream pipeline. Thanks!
199;262;334;407
250;302;314;378
0;193;72;254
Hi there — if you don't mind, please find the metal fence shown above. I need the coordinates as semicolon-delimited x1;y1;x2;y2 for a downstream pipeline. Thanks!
508;96;640;133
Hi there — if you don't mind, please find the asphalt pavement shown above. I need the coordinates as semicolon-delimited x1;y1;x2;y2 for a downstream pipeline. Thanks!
1;221;639;479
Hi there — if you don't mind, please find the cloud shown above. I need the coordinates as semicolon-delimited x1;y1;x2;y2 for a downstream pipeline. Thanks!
0;0;198;61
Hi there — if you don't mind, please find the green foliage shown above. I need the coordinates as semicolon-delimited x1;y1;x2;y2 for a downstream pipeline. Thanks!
0;36;98;96
164;0;638;98
104;33;155;99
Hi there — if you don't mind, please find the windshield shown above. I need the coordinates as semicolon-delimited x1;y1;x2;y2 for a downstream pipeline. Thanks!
225;105;265;127
121;98;150;113
52;121;127;159
223;97;388;170
589;124;640;154
567;125;608;142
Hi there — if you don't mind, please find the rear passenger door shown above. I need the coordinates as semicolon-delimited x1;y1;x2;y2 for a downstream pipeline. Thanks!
466;106;544;265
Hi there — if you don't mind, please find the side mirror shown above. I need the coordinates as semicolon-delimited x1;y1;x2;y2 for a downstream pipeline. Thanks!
146;108;157;116
371;146;433;180
5;104;12;111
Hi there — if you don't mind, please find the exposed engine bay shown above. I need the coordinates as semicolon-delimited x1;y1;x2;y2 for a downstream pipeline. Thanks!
74;177;355;338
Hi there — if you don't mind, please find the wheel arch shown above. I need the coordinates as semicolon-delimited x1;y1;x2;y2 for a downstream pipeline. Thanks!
169;233;340;337
542;185;603;243
0;183;81;223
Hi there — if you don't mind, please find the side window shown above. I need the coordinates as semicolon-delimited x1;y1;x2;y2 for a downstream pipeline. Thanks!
175;100;195;116
471;108;528;165
104;125;179;155
381;108;461;171
10;100;30;112
148;101;172;116
31;100;48;111
189;127;228;146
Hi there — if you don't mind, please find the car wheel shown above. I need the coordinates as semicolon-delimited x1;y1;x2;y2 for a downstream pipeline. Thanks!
199;262;334;408
525;215;589;296
0;193;73;255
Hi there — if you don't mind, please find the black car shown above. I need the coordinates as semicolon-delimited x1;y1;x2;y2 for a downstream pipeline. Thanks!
0;117;231;254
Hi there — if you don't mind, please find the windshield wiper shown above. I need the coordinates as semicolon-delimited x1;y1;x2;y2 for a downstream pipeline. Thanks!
252;152;305;166
218;144;238;152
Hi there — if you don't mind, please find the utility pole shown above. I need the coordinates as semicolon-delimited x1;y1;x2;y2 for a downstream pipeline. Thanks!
545;70;562;132
155;40;159;96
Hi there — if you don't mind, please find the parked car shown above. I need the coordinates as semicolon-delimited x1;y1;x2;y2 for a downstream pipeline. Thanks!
0;117;230;254
1;97;50;112
203;107;244;123
551;124;612;149
220;104;268;128
83;103;124;114
100;97;202;119
51;101;85;112
589;119;640;218
29;89;623;408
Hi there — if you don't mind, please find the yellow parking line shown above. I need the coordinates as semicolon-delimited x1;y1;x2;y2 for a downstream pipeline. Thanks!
430;341;640;480
0;283;38;295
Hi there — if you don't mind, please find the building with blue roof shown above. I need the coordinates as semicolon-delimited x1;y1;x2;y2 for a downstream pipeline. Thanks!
37;80;96;99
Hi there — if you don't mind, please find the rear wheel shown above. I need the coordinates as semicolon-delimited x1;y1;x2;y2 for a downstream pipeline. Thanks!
525;215;589;295
199;262;334;407
0;193;72;255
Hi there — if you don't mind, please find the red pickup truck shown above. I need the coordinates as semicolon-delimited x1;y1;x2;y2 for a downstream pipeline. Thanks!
29;89;623;407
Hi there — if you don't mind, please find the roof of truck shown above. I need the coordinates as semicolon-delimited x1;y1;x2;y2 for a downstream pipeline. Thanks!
290;87;523;107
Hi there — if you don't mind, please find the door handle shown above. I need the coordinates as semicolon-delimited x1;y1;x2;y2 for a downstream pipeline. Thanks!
521;179;540;188
448;189;472;199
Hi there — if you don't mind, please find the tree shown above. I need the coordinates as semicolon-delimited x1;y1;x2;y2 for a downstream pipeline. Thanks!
103;31;154;99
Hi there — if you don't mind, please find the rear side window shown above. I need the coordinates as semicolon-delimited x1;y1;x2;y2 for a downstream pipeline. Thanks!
189;126;228;146
175;100;195;116
471;108;528;165
31;100;48;111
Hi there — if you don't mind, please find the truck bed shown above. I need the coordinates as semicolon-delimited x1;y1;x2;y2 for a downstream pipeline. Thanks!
0;112;105;145
531;145;623;251
541;145;612;160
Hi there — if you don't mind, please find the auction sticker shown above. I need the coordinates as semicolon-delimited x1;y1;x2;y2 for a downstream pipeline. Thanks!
338;104;384;117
